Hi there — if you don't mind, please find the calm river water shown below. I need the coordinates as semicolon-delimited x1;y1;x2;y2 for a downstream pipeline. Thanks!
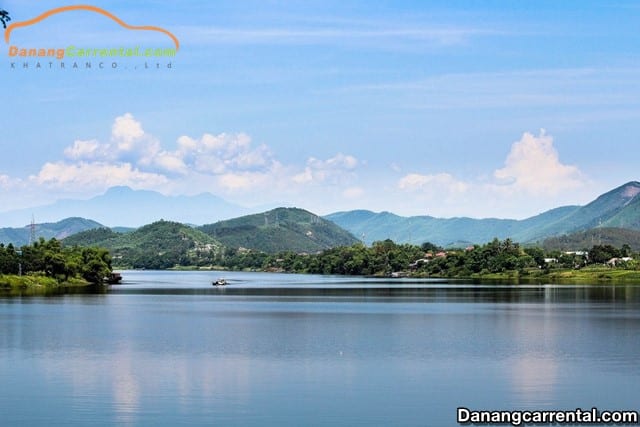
1;270;639;426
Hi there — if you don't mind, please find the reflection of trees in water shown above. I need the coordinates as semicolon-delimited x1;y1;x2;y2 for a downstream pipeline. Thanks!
458;283;640;303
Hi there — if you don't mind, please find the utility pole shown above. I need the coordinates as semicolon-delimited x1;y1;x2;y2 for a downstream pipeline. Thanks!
29;214;36;245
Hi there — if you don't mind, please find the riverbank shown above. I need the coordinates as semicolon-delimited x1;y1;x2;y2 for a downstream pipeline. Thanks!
116;265;640;284
421;266;640;283
0;274;94;296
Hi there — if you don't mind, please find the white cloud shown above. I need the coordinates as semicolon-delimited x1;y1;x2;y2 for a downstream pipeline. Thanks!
174;132;274;174
389;133;590;219
112;113;145;151
11;114;367;211
293;153;359;184
31;161;168;190
56;115;277;179
64;139;104;160
316;153;359;170
0;174;21;190
292;167;313;184
398;172;468;193
234;145;271;169
3;111;596;220
493;130;584;195
62;114;161;168
153;152;188;174
108;113;162;167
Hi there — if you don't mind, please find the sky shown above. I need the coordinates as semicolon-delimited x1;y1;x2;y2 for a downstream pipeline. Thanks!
2;0;640;221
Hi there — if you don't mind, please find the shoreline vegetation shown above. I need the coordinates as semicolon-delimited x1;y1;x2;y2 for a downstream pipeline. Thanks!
0;274;97;296
0;237;112;295
116;238;640;284
4;237;640;295
158;265;640;284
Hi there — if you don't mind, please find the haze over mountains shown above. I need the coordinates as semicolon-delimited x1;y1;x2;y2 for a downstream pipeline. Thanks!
1;182;640;249
0;186;250;228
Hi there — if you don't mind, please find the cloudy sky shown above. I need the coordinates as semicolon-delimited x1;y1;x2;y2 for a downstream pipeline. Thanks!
2;0;639;220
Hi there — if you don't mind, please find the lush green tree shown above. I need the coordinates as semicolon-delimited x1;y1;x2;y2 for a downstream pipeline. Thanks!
0;244;19;274
421;242;441;252
0;238;112;284
524;247;545;267
79;247;112;283
589;245;620;264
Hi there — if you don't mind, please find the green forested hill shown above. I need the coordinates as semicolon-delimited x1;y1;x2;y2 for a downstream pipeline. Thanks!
64;220;222;268
0;217;104;246
63;208;359;268
63;227;121;247
199;207;359;253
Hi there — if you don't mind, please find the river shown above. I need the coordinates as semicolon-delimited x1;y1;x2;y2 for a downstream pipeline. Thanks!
1;270;639;426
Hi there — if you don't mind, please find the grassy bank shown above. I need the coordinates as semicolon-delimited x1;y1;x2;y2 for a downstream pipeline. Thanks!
544;267;640;283
415;266;640;284
0;274;93;296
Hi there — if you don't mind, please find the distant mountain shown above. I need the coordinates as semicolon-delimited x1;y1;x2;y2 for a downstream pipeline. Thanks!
199;207;360;253
527;181;640;239
12;181;640;252
64;220;222;269
324;206;579;247
0;186;249;227
0;217;104;246
326;182;640;246
542;227;640;252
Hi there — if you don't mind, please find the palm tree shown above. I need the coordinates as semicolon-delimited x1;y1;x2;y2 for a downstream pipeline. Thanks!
0;9;10;29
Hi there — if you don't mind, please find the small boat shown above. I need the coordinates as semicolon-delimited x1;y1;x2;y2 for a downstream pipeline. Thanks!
213;278;227;286
106;272;122;284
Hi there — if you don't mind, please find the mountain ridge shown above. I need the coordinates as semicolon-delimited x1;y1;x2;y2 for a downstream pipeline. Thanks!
326;181;640;246
3;181;640;249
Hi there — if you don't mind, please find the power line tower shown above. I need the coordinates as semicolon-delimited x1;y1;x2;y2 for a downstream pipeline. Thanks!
29;214;36;245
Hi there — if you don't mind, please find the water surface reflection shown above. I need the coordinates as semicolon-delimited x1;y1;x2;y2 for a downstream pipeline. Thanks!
1;271;639;426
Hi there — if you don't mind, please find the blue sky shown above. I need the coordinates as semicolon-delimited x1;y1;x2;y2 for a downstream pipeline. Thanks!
2;0;640;221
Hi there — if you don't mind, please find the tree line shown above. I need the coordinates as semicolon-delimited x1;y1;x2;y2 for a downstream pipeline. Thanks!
211;238;638;277
0;238;112;284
